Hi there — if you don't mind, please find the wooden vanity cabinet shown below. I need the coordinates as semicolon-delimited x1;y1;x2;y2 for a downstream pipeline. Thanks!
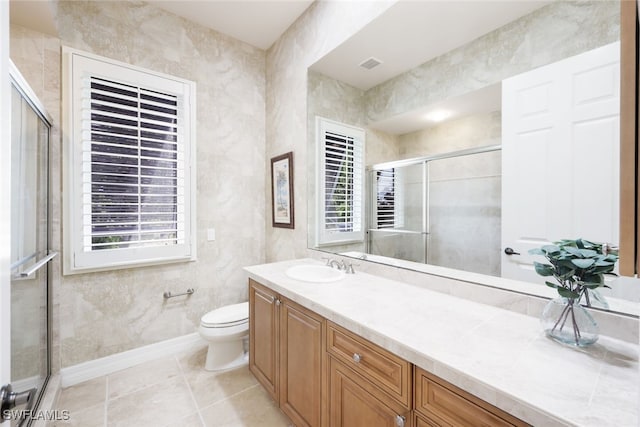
328;356;411;427
326;322;412;427
248;279;323;427
249;280;279;400
414;367;530;427
250;279;529;427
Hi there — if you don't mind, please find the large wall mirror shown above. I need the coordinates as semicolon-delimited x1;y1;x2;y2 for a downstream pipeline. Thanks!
307;0;639;317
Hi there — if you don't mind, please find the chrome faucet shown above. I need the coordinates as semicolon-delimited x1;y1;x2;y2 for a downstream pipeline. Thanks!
324;257;356;274
327;259;343;270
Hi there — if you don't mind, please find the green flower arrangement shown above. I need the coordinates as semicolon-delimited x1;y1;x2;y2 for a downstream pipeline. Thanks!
529;238;618;304
529;238;619;346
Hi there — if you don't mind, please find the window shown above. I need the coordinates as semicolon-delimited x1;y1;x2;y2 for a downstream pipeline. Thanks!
375;168;395;229
372;166;405;231
63;48;196;273
316;117;365;246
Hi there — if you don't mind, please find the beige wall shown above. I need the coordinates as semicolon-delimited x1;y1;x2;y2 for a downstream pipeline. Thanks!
12;0;267;369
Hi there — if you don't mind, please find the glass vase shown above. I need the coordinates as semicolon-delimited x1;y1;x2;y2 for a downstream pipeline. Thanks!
540;297;599;346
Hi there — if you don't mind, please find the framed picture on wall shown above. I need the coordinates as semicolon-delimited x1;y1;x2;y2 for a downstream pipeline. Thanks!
271;152;294;228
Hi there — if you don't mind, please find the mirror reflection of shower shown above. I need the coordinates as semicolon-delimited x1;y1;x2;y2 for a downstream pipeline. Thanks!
367;145;501;276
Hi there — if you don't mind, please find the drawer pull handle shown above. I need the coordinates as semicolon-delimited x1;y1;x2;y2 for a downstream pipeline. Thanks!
352;353;362;363
275;298;281;306
395;415;406;427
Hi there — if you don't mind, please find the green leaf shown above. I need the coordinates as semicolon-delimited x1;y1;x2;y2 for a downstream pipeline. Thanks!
578;249;598;258
557;288;581;299
542;245;560;254
564;246;583;257
583;274;603;284
545;281;560;289
594;260;614;267
571;259;595;269
533;262;555;277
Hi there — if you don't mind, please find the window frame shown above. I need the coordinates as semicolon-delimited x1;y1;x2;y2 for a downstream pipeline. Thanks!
62;47;197;274
315;117;365;247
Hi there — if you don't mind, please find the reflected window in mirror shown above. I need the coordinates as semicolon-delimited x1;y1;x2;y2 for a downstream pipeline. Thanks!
316;117;365;246
375;168;397;229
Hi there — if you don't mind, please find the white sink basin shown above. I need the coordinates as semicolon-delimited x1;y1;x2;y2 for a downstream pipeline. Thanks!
285;265;345;283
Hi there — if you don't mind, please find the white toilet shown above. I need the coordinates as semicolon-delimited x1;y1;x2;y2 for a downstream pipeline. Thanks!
198;301;249;371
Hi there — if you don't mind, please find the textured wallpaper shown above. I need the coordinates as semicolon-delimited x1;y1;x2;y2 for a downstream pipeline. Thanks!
13;0;267;368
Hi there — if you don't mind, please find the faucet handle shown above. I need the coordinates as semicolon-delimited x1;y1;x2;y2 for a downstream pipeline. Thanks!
321;257;332;266
343;260;358;274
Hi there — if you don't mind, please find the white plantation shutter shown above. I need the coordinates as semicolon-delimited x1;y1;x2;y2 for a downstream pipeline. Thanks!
375;169;395;228
64;48;196;273
316;118;365;245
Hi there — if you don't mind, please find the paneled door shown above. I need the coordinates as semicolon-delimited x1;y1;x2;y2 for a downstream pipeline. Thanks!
502;42;620;283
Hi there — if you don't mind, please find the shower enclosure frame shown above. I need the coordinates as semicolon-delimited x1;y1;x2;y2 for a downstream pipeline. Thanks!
367;144;502;264
8;60;53;426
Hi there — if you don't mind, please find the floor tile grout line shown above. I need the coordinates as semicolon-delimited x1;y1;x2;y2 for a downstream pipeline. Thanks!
174;354;207;427
103;357;183;402
197;383;261;414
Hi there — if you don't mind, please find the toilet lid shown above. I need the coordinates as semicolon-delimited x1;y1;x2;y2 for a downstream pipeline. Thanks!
201;301;249;328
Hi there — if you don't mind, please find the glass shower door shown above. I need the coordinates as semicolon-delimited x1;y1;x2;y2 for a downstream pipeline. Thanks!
369;162;428;263
426;150;501;275
7;72;51;426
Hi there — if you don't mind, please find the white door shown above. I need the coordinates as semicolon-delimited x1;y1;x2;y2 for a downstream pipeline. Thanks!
1;0;12;403
502;42;620;283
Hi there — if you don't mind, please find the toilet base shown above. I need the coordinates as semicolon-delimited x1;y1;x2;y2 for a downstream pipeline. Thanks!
204;340;248;371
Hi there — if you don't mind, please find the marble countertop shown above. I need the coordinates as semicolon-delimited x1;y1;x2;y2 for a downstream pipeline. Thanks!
244;258;639;427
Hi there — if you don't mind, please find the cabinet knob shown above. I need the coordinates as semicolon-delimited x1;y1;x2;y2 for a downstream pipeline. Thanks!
275;298;281;306
352;353;362;363
395;415;406;427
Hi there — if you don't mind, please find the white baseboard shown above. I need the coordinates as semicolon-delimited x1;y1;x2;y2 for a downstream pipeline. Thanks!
60;332;205;388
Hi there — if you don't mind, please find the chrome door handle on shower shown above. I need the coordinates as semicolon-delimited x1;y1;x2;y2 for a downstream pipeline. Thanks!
20;252;58;277
504;247;520;256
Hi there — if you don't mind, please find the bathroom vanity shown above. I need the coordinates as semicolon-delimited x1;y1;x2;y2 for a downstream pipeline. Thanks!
245;259;638;427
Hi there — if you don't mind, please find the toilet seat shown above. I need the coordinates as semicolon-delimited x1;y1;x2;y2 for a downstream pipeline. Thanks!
201;301;248;328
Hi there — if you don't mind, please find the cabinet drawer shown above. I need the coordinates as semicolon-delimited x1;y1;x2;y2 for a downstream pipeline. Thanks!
327;322;411;408
414;367;529;427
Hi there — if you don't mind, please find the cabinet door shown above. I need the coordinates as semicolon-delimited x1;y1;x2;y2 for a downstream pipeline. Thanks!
414;367;529;427
279;298;323;427
249;279;279;401
329;357;409;427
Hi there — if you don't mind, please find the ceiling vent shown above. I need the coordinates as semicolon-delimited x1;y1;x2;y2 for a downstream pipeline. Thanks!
359;57;383;70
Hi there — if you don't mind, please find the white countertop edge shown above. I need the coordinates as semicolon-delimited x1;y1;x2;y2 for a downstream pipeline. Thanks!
244;258;638;427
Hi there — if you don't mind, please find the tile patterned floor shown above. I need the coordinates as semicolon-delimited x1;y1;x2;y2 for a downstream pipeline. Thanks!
50;346;291;427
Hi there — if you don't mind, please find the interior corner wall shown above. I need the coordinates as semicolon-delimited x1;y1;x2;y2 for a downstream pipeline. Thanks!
264;1;395;262
13;0;267;369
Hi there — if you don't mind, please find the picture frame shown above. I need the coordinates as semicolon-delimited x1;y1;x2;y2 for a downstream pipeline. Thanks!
271;152;294;228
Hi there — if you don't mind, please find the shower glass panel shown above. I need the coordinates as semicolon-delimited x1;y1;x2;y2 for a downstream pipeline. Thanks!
368;146;501;275
369;162;427;263
427;150;501;276
9;74;50;426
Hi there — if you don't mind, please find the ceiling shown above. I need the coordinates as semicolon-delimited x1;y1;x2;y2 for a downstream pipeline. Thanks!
9;0;315;50
369;83;502;135
151;0;314;50
310;1;550;91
